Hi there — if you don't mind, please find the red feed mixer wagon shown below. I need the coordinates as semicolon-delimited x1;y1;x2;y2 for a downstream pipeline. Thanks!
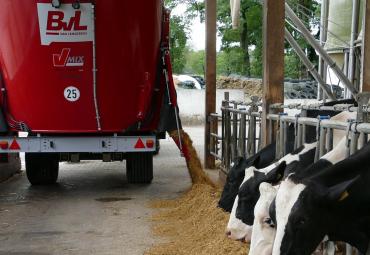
0;0;181;185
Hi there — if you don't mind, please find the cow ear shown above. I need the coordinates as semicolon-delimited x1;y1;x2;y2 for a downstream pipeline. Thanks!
265;161;287;184
250;155;261;167
326;176;360;202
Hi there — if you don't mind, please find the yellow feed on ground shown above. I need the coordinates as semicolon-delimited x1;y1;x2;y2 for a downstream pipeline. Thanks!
145;184;248;255
168;129;216;187
145;129;245;254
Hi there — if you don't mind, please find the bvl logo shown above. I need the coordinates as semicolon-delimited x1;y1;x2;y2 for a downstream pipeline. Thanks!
37;3;93;45
47;11;87;35
53;48;84;67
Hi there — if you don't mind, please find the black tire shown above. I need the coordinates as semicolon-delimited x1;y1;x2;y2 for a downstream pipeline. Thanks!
153;140;160;156
126;152;153;184
25;153;59;185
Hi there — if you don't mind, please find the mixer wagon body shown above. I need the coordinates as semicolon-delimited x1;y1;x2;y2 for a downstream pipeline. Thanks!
0;0;180;185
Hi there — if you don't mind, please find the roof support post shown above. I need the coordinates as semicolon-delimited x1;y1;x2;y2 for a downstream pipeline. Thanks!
261;0;285;146
205;0;217;168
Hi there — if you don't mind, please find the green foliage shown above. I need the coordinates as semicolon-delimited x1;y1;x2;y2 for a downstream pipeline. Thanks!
165;0;319;79
217;48;246;75
169;15;189;74
184;50;205;75
285;51;302;79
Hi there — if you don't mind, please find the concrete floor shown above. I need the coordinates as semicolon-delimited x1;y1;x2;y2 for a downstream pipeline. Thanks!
0;126;211;255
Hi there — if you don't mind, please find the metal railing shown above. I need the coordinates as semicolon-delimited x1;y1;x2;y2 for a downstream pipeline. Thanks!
213;93;370;175
211;92;370;255
210;93;262;174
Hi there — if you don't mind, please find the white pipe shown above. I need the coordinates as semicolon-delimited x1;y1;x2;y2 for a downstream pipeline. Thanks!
230;0;240;29
92;4;102;131
348;0;361;93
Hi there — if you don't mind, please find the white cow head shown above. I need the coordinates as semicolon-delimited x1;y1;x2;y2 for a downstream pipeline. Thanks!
271;175;357;255
249;182;278;255
226;166;256;242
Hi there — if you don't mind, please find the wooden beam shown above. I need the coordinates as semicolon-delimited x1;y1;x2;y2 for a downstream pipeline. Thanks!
261;0;285;146
205;0;217;169
362;0;370;92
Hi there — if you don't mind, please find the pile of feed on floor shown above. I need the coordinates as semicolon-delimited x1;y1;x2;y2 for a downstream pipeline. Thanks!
145;130;247;255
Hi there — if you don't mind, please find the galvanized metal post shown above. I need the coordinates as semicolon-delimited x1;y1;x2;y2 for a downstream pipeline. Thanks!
349;0;361;91
326;128;333;152
318;0;329;100
232;103;238;160
239;112;247;157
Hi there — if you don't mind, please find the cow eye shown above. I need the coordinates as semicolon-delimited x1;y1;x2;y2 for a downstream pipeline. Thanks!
295;217;306;226
264;218;275;228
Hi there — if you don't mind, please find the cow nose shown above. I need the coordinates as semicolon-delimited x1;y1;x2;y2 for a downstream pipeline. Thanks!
226;231;231;237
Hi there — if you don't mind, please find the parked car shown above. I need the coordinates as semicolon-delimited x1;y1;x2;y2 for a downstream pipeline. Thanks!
177;75;204;90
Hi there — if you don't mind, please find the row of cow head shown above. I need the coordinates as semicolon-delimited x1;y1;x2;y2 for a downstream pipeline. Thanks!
218;111;370;254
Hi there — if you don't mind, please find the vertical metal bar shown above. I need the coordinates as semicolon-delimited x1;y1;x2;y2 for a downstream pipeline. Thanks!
297;124;303;148
326;128;333;152
250;114;257;156
314;121;321;162
279;119;284;159
221;93;229;169
275;128;280;160
318;0;329;100
283;121;288;156
345;244;352;255
224;108;231;172
302;124;307;144
294;116;299;150
239;113;247;157
232;104;238;160
258;114;263;151
268;119;273;145
319;127;327;158
359;133;367;149
350;132;360;155
349;0;360;91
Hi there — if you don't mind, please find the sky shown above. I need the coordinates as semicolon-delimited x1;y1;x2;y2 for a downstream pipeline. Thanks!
172;4;222;51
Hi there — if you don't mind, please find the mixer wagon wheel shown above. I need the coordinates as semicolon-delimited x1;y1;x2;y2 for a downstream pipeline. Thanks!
25;153;59;185
126;152;153;184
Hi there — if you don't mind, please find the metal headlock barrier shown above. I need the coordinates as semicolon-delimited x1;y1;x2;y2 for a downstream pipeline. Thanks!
209;93;370;254
209;93;263;174
210;92;370;254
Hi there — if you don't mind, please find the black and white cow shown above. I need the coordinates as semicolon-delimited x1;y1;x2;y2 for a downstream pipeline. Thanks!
219;122;297;213
248;182;278;255
236;142;317;226
245;138;349;254
271;141;370;255
218;142;277;212
226;142;316;241
227;111;356;242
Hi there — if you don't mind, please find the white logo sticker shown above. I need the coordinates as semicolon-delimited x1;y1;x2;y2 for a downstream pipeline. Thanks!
37;3;93;46
64;86;80;102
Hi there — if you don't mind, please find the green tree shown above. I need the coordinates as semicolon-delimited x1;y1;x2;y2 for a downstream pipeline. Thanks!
169;15;189;74
184;50;205;75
